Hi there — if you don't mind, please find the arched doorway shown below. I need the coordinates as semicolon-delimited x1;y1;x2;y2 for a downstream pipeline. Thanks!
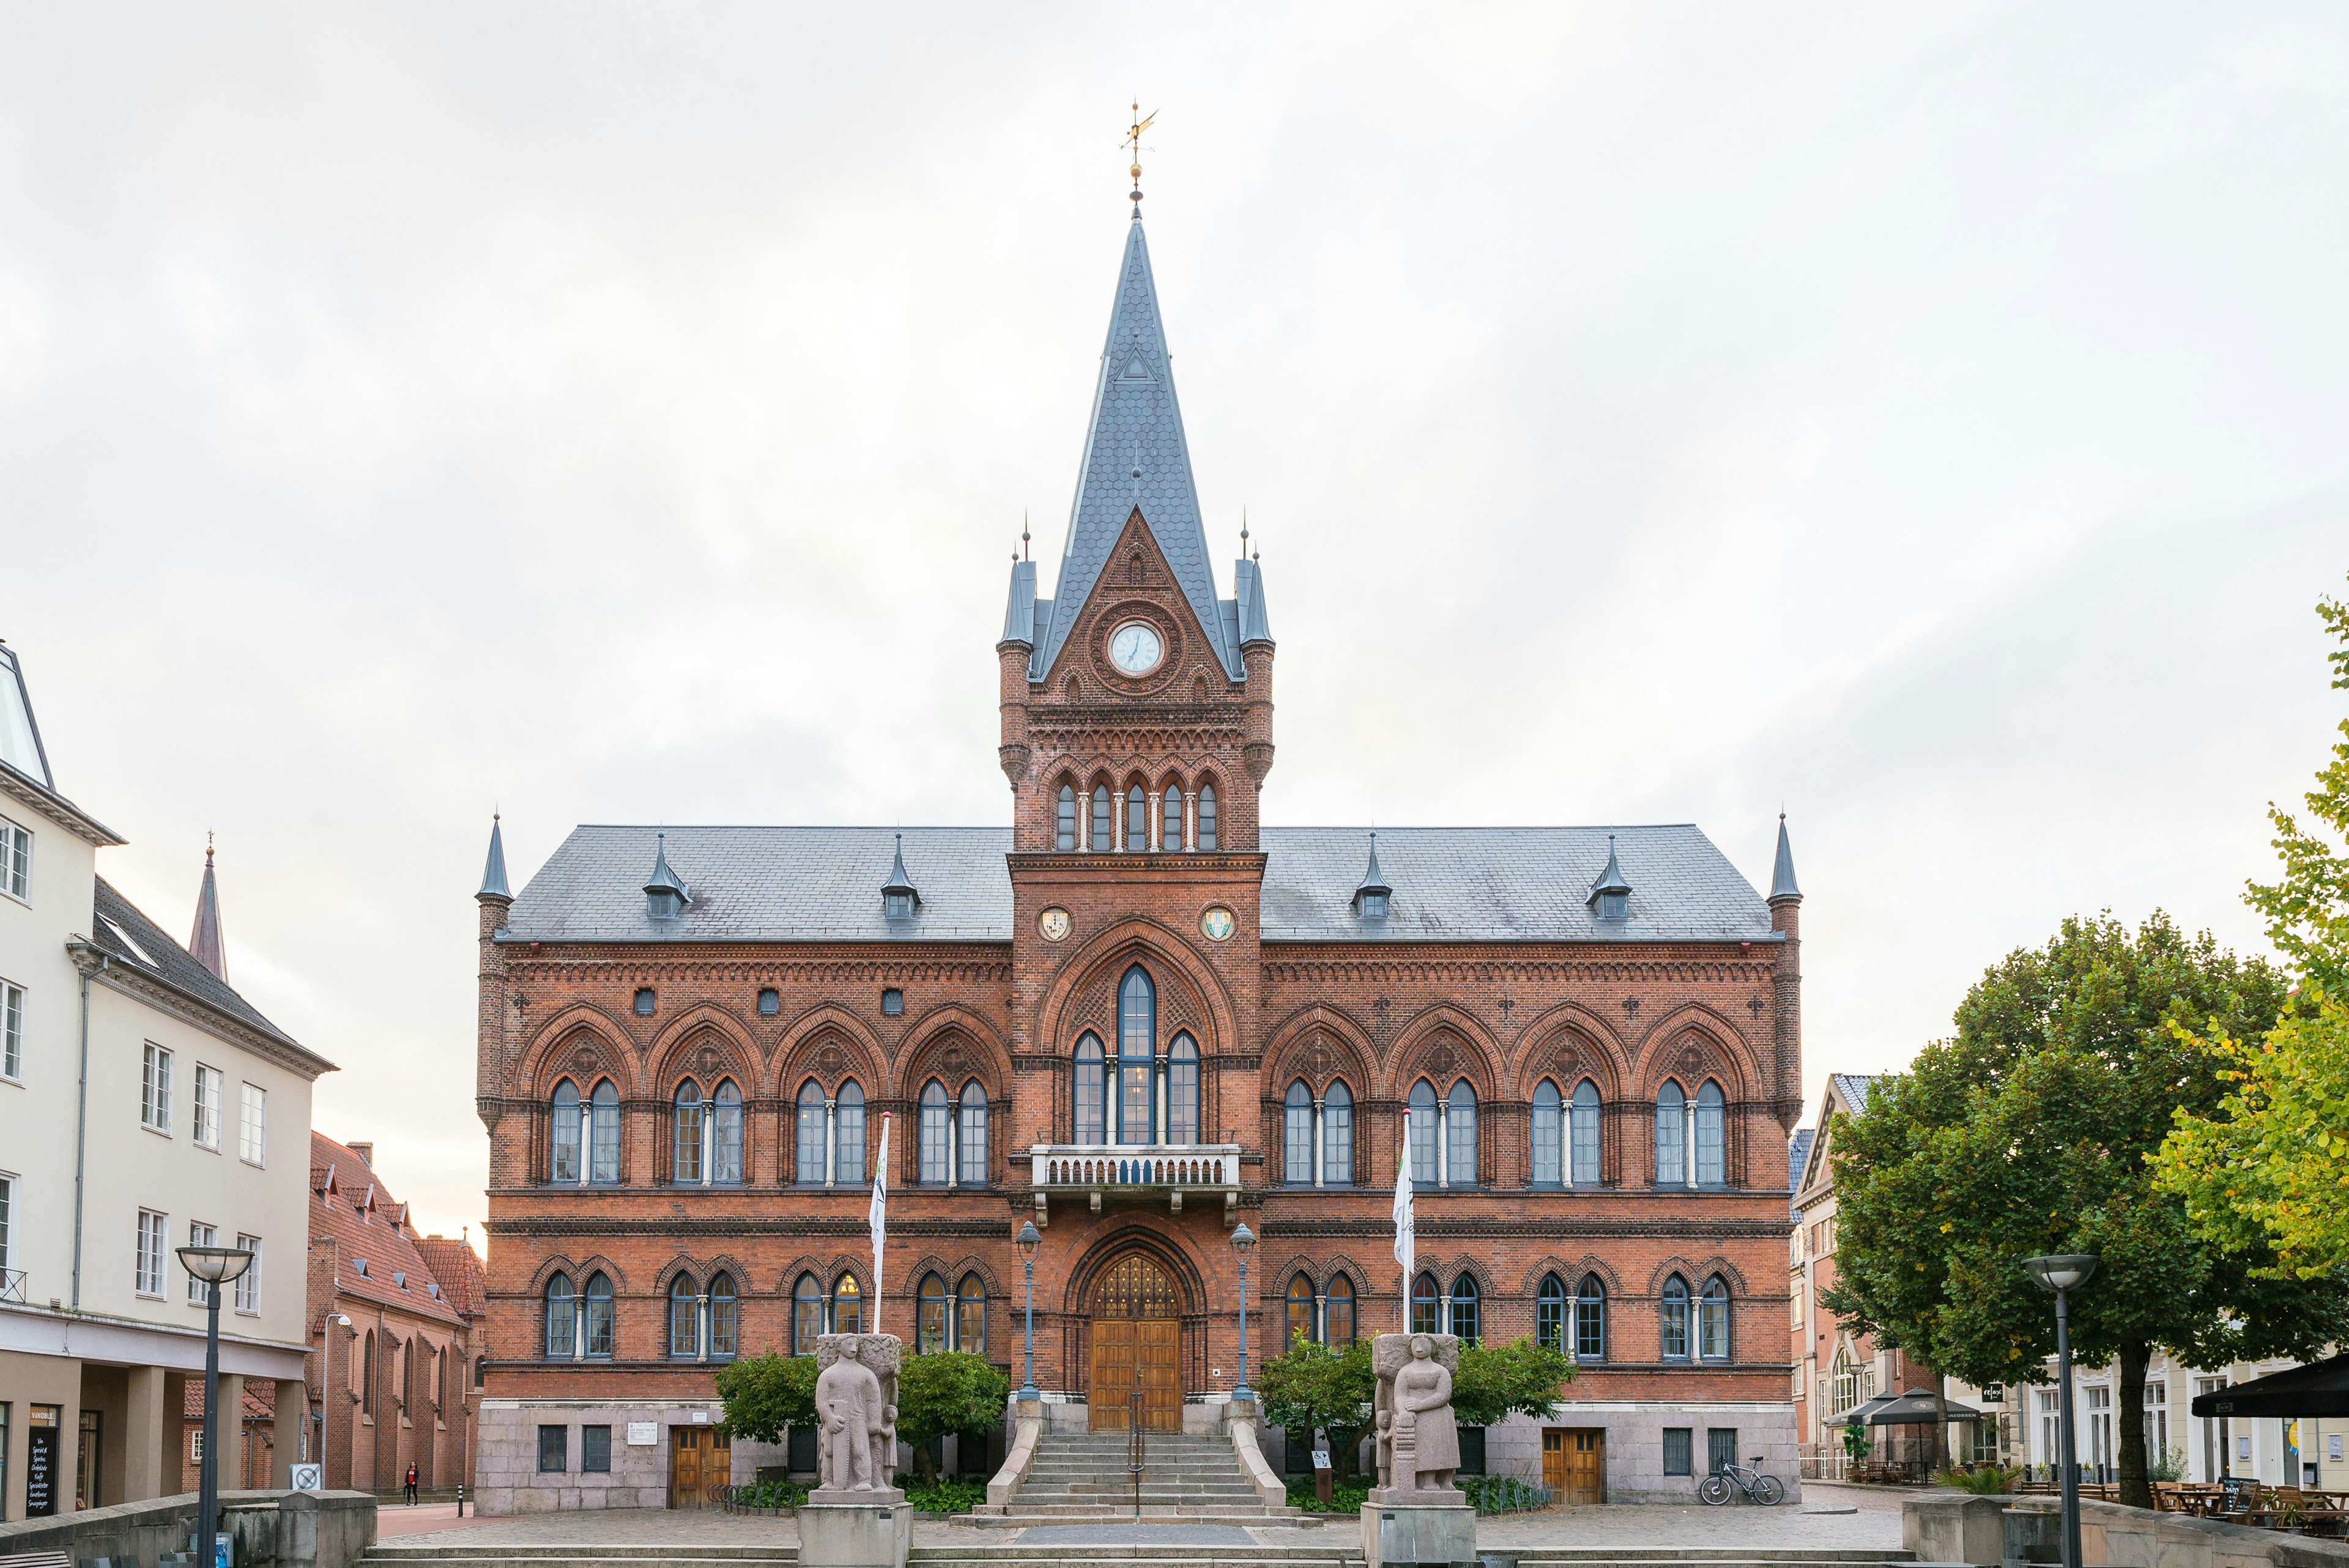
1090;1254;1181;1432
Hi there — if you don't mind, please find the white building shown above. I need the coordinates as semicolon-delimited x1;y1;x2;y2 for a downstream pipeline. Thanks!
0;640;333;1520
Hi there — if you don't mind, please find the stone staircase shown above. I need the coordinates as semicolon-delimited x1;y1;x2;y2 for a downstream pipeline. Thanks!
987;1428;1294;1522
360;1540;1930;1568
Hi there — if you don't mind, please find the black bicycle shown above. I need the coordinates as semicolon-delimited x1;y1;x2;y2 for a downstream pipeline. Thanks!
1699;1455;1786;1506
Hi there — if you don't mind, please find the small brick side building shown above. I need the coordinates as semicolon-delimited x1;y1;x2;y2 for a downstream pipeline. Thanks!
473;209;1808;1511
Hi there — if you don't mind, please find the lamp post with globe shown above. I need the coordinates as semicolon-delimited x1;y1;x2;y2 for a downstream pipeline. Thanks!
179;1244;254;1568
1230;1223;1257;1402
1015;1220;1042;1402
2024;1254;2099;1568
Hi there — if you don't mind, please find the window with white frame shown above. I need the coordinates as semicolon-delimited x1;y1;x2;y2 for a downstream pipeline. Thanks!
234;1235;261;1314
141;1043;172;1131
193;1065;221;1148
190;1430;204;1462
185;1221;217;1301
1;816;29;901
136;1208;168;1296
1;978;22;1079
0;1172;15;1284
239;1082;267;1164
2144;1378;2167;1459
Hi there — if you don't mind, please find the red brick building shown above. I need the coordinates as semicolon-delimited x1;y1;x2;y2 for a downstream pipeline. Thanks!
472;209;1807;1509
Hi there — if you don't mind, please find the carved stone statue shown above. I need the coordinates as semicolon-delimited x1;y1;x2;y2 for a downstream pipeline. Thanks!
812;1333;902;1500
1371;1333;1461;1500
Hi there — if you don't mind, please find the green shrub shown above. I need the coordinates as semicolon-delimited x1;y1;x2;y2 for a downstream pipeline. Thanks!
1462;1474;1550;1513
731;1477;808;1511
901;1476;988;1514
1934;1465;2021;1495
1282;1474;1371;1514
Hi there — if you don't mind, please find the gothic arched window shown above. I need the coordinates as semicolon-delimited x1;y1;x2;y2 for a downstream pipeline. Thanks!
672;1081;704;1183
711;1079;743;1183
549;1079;580;1182
1125;785;1148;851
1197;784;1217;851
1699;1274;1731;1360
1410;1271;1441;1336
1283;1081;1313;1185
1576;1274;1606;1361
543;1274;574;1358
918;1273;949;1354
1326;1274;1355;1345
1655;1081;1688;1187
362;1331;376;1413
583;1271;614;1358
1446;1080;1478;1186
1408;1080;1439;1185
1288;1273;1316;1348
1074;1033;1106;1143
709;1274;737;1359
1324;1080;1354;1185
919;1080;951;1184
1162;785;1183;851
1091;785;1112;849
1117;966;1154;1144
959;1081;989;1185
793;1273;821;1355
1537;1273;1566;1351
835;1080;864;1185
1531;1080;1563;1186
831;1273;862;1334
796;1081;826;1185
588;1081;620;1183
1056;784;1077;851
1167;1034;1199;1145
957;1273;986;1355
1570;1079;1601;1185
1660;1273;1691;1361
1450;1274;1481;1346
669;1275;697;1359
1695;1081;1726;1186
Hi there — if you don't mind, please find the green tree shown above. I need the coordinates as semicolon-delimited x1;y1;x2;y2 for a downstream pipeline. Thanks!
2242;579;2349;995
1450;1337;1577;1431
1822;913;2349;1510
714;1350;817;1444
893;1351;1009;1486
1256;1335;1377;1482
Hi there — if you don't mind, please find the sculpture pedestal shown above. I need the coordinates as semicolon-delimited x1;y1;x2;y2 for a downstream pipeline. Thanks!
1361;1492;1476;1568
798;1495;911;1568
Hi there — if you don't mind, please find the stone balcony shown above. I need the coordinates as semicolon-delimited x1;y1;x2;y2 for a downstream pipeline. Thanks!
1028;1142;1242;1224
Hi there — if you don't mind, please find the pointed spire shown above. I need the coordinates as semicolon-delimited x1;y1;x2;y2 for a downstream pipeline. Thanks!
881;833;920;918
477;813;512;901
1352;831;1392;917
644;830;689;920
1587;834;1632;919
1770;813;1802;902
188;834;227;980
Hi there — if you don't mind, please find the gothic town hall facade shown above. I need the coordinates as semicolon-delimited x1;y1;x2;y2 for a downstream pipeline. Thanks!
471;211;1807;1509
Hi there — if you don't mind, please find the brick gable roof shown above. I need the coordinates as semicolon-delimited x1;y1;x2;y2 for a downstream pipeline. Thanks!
412;1234;487;1318
310;1132;462;1328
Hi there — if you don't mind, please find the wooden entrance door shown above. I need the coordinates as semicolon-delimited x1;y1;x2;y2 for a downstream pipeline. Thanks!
1090;1254;1182;1432
670;1425;730;1507
1543;1427;1604;1504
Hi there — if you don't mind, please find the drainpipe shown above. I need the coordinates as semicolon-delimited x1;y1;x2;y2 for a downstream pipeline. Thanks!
72;952;108;1309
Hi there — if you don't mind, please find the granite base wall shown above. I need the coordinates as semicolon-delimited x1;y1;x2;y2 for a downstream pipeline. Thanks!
477;1399;724;1515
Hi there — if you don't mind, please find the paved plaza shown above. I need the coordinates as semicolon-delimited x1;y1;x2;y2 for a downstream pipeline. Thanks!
385;1483;1904;1553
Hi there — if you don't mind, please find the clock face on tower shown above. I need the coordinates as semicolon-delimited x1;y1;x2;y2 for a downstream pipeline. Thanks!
1108;621;1163;676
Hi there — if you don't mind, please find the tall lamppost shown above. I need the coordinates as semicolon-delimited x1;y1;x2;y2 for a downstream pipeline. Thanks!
1015;1220;1041;1402
2024;1254;2099;1568
179;1244;255;1568
1230;1223;1257;1402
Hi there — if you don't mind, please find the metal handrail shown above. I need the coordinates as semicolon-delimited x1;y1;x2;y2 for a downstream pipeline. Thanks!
1129;1390;1146;1520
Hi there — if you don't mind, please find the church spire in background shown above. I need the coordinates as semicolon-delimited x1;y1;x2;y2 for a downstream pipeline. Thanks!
189;834;227;980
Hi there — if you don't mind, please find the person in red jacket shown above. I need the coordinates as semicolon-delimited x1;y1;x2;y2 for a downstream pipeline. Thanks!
404;1462;418;1505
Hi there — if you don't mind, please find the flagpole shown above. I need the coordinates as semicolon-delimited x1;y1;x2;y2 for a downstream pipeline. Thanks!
870;1112;892;1338
1393;1107;1413;1333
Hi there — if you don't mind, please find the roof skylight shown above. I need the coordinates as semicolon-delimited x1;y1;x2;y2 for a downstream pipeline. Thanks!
100;914;158;967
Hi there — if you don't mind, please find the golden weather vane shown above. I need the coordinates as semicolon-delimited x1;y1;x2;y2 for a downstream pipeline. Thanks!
1124;101;1157;216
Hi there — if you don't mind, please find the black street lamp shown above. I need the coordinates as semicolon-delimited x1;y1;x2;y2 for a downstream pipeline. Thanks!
1230;1223;1256;1402
2024;1254;2099;1568
1015;1220;1041;1402
179;1244;255;1568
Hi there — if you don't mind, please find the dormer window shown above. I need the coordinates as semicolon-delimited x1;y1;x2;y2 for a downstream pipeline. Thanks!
1352;832;1392;921
393;1271;407;1290
884;890;915;919
1587;834;1632;923
881;834;920;920
353;1259;369;1277
1596;890;1627;920
643;831;689;921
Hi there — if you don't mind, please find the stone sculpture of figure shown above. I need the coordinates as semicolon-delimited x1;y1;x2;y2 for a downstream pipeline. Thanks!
858;1334;902;1490
814;1334;889;1493
1371;1331;1461;1497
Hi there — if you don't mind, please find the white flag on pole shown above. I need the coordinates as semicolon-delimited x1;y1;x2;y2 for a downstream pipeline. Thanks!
869;1112;891;1335
1392;1108;1414;1318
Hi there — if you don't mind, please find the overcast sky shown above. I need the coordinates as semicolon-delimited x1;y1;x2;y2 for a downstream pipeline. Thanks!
4;3;2345;1244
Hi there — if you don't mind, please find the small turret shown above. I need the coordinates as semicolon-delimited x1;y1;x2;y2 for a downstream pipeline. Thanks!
644;832;689;920
1587;834;1631;922
881;834;920;920
1351;832;1392;920
477;813;512;902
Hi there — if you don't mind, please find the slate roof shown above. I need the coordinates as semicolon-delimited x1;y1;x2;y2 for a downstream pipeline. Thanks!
1830;1072;1877;1115
1030;218;1242;681
501;823;1778;945
1786;1128;1816;1219
310;1133;466;1328
89;878;332;1071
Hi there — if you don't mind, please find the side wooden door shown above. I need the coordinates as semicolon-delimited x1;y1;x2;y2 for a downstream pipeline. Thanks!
1542;1427;1604;1504
1091;1318;1138;1430
1136;1319;1181;1432
670;1427;705;1508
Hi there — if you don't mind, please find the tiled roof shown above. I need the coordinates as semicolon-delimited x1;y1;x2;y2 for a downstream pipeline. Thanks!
1786;1128;1816;1219
309;1133;464;1328
502;823;1777;946
1830;1072;1877;1114
1030;219;1242;682
412;1235;488;1318
90;878;332;1071
183;1380;276;1419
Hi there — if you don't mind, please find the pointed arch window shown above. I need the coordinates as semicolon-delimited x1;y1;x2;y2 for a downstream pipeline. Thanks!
709;1274;737;1359
1117;966;1154;1144
1167;1034;1200;1145
1660;1274;1691;1361
1694;1081;1726;1187
831;1273;862;1335
1537;1274;1566;1352
543;1273;574;1358
669;1276;698;1359
1446;1080;1478;1186
1091;786;1112;849
1126;785;1148;851
835;1081;864;1185
919;1080;951;1184
792;1273;822;1356
583;1271;614;1358
1074;1033;1106;1144
796;1081;827;1185
1576;1274;1606;1361
1408;1080;1439;1185
1699;1274;1731;1360
1324;1080;1354;1185
1655;1082;1688;1187
1056;784;1077;851
918;1273;949;1354
549;1080;581;1182
1410;1271;1441;1336
672;1081;704;1183
362;1331;376;1413
1326;1274;1355;1345
1450;1274;1480;1347
959;1081;989;1186
1197;785;1217;851
1288;1274;1316;1348
1531;1081;1564;1186
1283;1081;1313;1185
711;1080;743;1183
1570;1079;1601;1185
957;1273;986;1355
588;1081;620;1183
1162;785;1183;851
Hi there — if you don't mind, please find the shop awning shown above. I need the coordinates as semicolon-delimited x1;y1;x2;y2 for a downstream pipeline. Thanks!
1860;1388;1984;1426
1839;1394;1896;1427
2190;1355;2349;1420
